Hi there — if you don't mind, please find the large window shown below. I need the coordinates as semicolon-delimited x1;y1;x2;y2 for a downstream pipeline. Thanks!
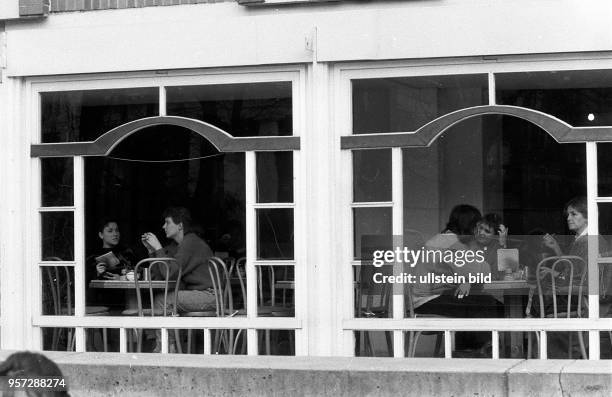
344;68;612;360
33;72;302;355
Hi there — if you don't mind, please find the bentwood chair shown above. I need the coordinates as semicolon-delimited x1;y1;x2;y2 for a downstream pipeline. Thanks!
404;284;447;357
43;258;110;351
121;257;181;353
180;257;244;354
526;256;588;359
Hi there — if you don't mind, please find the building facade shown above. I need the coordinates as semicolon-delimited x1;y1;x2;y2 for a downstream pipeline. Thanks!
1;0;611;359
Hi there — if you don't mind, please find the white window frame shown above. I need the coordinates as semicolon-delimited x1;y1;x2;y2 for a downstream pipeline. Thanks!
27;65;307;355
334;55;612;360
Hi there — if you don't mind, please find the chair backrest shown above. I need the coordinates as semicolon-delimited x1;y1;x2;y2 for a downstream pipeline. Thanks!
42;257;72;316
535;255;587;318
257;265;276;308
208;257;233;316
230;257;247;311
133;258;178;317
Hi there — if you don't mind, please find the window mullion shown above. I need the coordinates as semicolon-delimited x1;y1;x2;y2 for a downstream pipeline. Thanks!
73;156;86;351
586;142;600;360
245;151;258;355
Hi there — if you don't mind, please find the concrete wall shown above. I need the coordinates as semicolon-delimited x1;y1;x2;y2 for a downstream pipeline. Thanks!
4;0;612;76
1;351;610;396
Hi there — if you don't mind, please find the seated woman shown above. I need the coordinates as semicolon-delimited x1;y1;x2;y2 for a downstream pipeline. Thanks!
86;220;136;308
468;213;508;281
141;207;215;353
141;207;215;313
413;205;501;318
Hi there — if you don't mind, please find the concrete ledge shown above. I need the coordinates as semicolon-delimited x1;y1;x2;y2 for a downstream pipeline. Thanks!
1;351;610;396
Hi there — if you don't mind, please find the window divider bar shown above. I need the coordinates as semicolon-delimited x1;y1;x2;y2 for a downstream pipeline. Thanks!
203;329;211;355
119;328;127;353
159;86;166;116
539;331;547;359
161;328;168;354
247;329;258;356
350;201;393;208
245;152;258;323
586;143;600;358
492;330;499;359
73;156;85;319
37;206;76;212
444;330;452;358
74;327;85;352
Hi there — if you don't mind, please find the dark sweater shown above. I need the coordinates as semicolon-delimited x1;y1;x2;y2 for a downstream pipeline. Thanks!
152;233;213;290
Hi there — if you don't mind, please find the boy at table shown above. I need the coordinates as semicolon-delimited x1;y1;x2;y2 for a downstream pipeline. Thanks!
141;207;215;352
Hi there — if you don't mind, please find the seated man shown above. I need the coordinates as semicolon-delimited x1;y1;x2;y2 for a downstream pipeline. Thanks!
141;206;215;314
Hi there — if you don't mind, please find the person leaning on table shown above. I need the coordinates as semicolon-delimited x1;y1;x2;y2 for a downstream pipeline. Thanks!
140;206;216;313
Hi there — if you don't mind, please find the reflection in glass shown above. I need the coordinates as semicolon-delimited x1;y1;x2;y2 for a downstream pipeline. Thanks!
257;209;294;260
496;70;612;127
42;327;76;351
41;88;158;143
258;329;295;355
352;74;488;134
353;149;392;202
41;157;74;207
353;207;392;260
166;82;293;137
42;212;74;261
41;266;74;316
257;152;293;203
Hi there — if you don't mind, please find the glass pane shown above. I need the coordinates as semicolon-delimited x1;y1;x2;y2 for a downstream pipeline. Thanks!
42;212;74;261
597;143;612;197
401;115;586;319
496;70;612;127
85;152;246;262
257;265;294;317
167;329;247;355
41;265;74;316
42;327;75;351
353;149;392;202
452;331;492;358
41;157;74;206
258;329;295;356
256;152;293;203
547;331;589;359
404;331;445;358
166;82;293;137
352;74;488;134
41;87;158;143
353;207;392;260
354;331;393;357
85;328;120;352
601;331;612;359
498;331;532;358
257;209;294;260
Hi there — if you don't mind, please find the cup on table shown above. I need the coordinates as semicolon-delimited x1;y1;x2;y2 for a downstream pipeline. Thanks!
126;271;135;281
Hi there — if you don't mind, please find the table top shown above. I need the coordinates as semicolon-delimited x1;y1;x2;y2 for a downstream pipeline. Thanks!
89;280;177;289
482;280;530;291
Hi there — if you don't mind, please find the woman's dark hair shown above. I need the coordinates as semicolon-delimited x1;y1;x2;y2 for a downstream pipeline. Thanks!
97;219;118;234
445;204;482;241
162;206;193;234
565;196;587;219
479;213;503;234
